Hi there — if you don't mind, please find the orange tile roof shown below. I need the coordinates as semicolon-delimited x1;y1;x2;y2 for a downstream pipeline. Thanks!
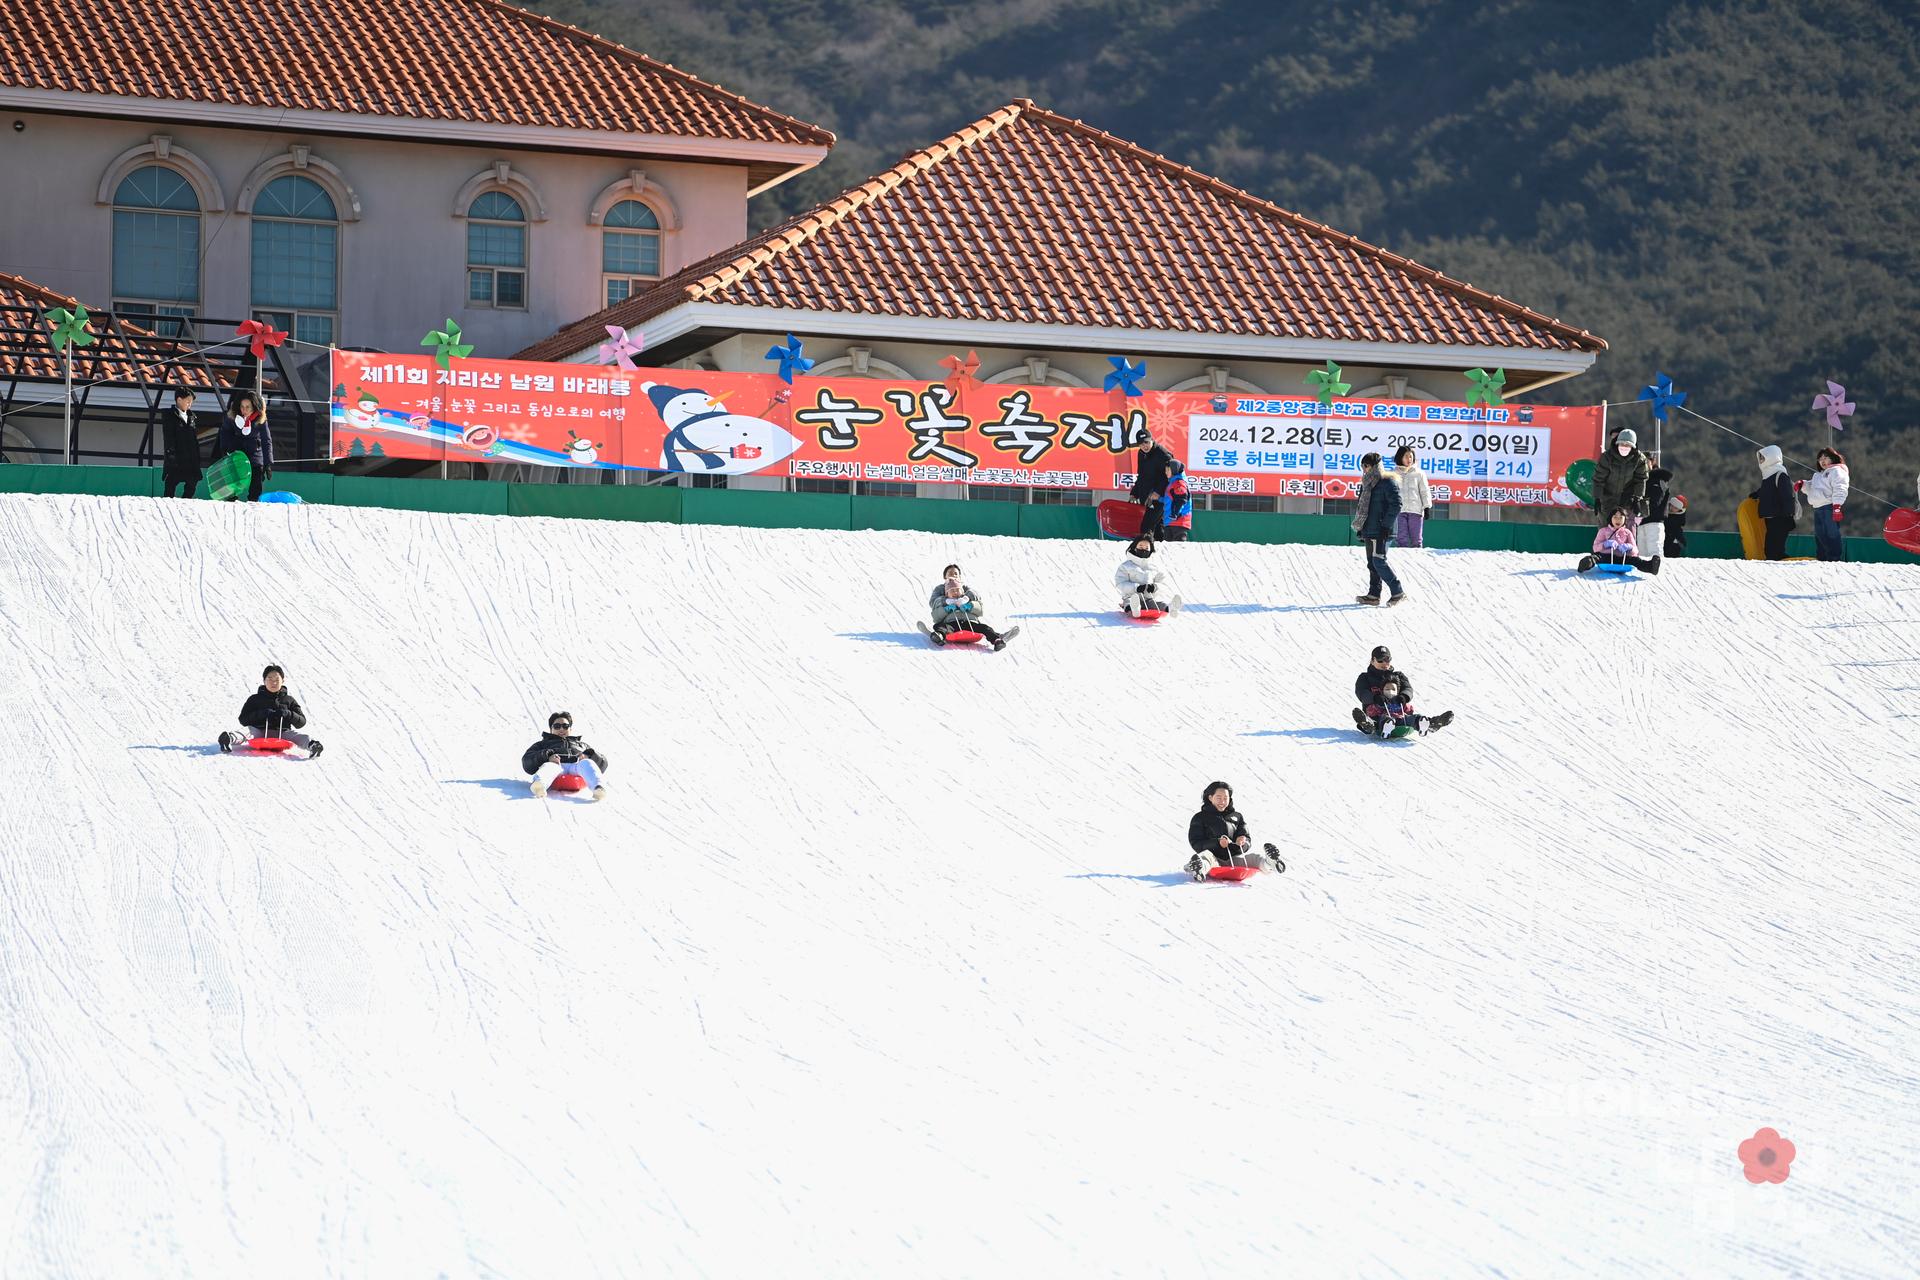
519;100;1604;363
0;0;833;148
0;270;227;390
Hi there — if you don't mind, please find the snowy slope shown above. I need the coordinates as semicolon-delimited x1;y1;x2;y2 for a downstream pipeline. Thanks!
1;493;1917;1279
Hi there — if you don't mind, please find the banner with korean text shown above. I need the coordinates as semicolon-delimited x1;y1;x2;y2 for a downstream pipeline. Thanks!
329;352;1604;507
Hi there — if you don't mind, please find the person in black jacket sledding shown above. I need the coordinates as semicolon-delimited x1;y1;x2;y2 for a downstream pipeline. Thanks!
218;664;323;756
1185;781;1282;880
1130;438;1178;540
1352;645;1453;737
522;710;608;801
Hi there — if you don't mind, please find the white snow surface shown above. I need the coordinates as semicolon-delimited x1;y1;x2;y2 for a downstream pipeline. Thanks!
2;492;1918;1279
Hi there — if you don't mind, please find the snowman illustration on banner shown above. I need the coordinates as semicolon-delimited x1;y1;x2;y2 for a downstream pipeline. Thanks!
643;381;802;474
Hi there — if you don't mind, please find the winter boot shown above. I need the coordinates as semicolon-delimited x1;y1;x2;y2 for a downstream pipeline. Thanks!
1645;557;1663;575
1355;594;1381;605
218;731;235;753
1262;843;1285;874
530;777;547;798
591;786;607;802
1577;555;1596;573
1430;711;1455;731
307;739;324;759
1185;853;1208;882
1387;592;1408;607
1352;707;1373;732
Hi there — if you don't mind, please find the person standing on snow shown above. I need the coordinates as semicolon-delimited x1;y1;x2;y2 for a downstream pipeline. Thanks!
216;390;273;502
218;664;323;756
522;711;608;800
1750;445;1799;561
1159;465;1194;542
1129;437;1178;540
926;563;1018;650
1185;781;1280;880
1641;464;1677;564
1354;453;1405;606
1592;428;1652;525
1393;446;1432;548
1800;448;1850;562
1116;535;1182;617
160;388;205;499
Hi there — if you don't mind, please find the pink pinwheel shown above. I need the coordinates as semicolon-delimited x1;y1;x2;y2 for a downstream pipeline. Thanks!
1811;381;1854;432
598;325;644;371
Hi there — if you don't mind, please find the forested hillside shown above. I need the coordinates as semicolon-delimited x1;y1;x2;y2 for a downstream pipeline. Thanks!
540;0;1920;528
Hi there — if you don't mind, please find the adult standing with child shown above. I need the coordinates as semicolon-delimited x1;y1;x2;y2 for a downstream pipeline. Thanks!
1592;428;1651;526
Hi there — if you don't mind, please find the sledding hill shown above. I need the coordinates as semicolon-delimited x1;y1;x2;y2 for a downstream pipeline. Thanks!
1;493;1917;1277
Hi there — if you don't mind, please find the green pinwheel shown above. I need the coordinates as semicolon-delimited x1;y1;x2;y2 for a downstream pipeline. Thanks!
1464;367;1506;408
421;318;475;370
1304;359;1350;406
43;304;96;353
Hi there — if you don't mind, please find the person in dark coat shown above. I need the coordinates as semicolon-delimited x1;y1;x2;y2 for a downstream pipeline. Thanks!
1663;493;1689;557
217;391;273;502
1750;444;1798;561
1592;428;1652;522
1129;438;1178;539
1640;465;1675;564
1185;781;1279;879
159;388;204;498
218;664;322;756
1355;453;1405;605
1352;644;1453;735
522;710;609;800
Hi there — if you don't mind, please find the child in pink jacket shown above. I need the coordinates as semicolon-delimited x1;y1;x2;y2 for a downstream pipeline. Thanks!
1578;508;1662;574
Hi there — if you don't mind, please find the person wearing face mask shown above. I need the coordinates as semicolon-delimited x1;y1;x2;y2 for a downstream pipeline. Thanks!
1116;535;1183;617
1749;444;1799;561
216;390;274;502
1351;644;1453;736
923;563;1018;650
1591;428;1651;527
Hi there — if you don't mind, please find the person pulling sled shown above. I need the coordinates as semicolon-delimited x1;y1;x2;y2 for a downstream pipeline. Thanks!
922;563;1018;649
1116;536;1183;617
1185;781;1283;880
522;711;608;800
218;663;323;756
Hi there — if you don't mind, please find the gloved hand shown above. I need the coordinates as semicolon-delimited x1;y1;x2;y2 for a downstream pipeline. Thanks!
945;601;965;611
965;601;978;612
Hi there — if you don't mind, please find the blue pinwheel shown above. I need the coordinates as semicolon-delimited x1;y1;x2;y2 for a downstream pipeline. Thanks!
1104;356;1146;397
765;334;814;384
1637;372;1687;422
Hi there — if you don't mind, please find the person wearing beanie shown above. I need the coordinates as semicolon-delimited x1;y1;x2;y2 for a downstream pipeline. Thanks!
1663;493;1690;557
1116;535;1183;617
1351;645;1454;737
218;664;323;757
521;711;608;800
1801;448;1850;562
1159;464;1194;541
1185;781;1281;879
1591;428;1651;526
1749;444;1799;560
1354;452;1406;606
924;563;1018;650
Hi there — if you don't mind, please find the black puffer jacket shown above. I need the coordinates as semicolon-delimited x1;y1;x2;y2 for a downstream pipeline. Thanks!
1355;666;1414;708
1188;782;1252;853
1130;442;1177;501
1645;468;1674;521
521;733;609;775
239;685;305;731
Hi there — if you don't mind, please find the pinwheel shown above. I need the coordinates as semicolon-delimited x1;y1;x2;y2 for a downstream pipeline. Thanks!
598;325;644;371
940;350;982;394
42;305;96;464
1305;360;1350;406
236;318;288;360
421;319;474;370
1464;367;1506;409
1104;356;1146;397
765;334;813;384
1637;372;1686;422
1810;380;1854;432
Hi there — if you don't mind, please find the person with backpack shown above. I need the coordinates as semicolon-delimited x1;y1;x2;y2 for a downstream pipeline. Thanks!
521;711;608;800
1353;453;1405;606
218;664;323;757
1159;465;1194;541
1750;444;1799;561
1184;781;1282;880
1800;447;1850;562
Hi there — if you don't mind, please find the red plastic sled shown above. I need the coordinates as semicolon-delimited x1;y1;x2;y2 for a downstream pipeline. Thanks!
246;737;293;752
549;773;588;793
1127;609;1167;623
942;630;985;644
1886;509;1920;556
1098;499;1145;539
1207;865;1259;882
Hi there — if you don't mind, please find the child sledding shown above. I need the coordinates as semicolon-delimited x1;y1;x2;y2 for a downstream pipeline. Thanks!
1578;508;1663;575
217;664;323;757
1116;536;1183;619
919;564;1018;650
1351;646;1454;739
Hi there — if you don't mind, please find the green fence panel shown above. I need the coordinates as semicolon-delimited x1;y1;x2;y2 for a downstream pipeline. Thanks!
1016;505;1100;540
266;473;337;503
1194;511;1353;546
683;487;852;531
851;495;1023;537
333;475;511;515
0;463;159;496
1425;520;1511;551
508;483;682;523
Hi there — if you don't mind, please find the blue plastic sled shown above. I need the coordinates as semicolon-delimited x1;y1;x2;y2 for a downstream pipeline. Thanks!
259;490;304;504
1594;560;1635;575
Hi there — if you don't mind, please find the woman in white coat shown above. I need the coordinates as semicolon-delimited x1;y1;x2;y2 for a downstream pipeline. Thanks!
1801;447;1850;562
1393;446;1432;547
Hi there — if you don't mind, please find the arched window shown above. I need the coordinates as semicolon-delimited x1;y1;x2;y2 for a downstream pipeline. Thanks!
602;200;661;306
251;175;338;346
112;165;200;335
466;191;526;309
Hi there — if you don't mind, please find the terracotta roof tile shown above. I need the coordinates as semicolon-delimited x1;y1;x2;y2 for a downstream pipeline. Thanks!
0;270;227;390
521;100;1603;363
0;0;832;148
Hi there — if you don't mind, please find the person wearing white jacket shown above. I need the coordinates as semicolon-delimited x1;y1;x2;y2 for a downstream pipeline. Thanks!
1800;447;1851;562
1115;536;1183;617
1392;446;1432;547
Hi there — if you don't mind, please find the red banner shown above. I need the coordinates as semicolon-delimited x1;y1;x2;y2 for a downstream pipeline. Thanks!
329;353;1603;507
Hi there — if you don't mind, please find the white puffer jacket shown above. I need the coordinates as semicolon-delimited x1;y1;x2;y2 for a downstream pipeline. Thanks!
1804;463;1850;508
1396;462;1432;514
1115;555;1162;590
